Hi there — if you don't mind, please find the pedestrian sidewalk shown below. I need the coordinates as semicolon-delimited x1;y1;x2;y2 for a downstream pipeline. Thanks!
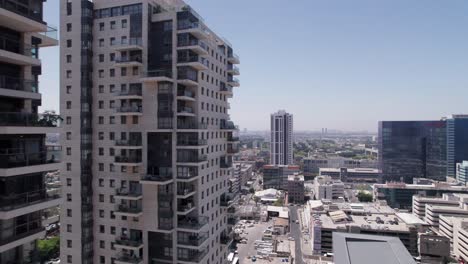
297;208;314;259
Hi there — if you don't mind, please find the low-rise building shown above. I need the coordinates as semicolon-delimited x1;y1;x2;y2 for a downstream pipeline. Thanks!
439;215;468;262
417;233;450;263
287;173;305;204
319;167;379;183
374;179;468;209
412;194;460;220
303;157;378;180
263;165;300;190
313;175;345;200
426;203;468;227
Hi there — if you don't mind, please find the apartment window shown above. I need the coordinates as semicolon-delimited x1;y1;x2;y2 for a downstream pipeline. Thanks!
121;116;126;124
110;85;115;93
66;70;71;78
66;147;71;155
99;194;104;202
99;39;104;47
110;179;115;187
99;225;105;233
67;224;72;232
121;68;127;76
99;163;104;171
110;100;115;108
66;23;72;32
99;210;104;218
110;116;115;124
122;19;127;28
132;66;138;75
132;116;139;124
110;69;115;77
100;241;105;249
66;55;71;63
110;37;116;46
98;132;104;140
67;209;72;217
67;255;72;263
66;132;71;140
98;148;104;156
110;148;115;156
99;179;104;187
110;21;116;29
98;116;104;124
66;39;72;47
110;132;115;140
66;85;71;94
110;53;115;61
99;70;104;78
67;194;72;202
99;54;104;62
66;117;71;124
67;178;71;186
99;22;104;31
110;164;115;172
121;36;127;44
66;101;71;109
98;85;104;93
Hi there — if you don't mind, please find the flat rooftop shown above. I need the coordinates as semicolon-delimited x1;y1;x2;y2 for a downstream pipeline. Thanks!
374;182;468;191
320;168;379;173
318;212;412;232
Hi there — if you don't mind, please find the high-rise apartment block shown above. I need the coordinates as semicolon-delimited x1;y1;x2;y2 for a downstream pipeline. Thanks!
60;1;239;263
270;110;293;165
0;1;60;263
378;121;447;183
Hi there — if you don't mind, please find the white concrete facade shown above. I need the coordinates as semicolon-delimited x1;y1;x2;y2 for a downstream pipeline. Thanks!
270;110;293;165
60;1;239;263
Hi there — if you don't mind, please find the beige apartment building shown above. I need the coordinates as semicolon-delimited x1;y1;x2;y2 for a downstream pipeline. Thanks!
0;0;60;263
60;0;240;263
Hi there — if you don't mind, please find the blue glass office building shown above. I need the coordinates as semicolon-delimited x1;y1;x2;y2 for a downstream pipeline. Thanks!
446;115;468;179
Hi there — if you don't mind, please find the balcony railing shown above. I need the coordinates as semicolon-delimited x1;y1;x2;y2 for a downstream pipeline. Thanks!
177;106;194;114
143;69;172;79
142;171;173;182
0;112;61;127
178;232;209;246
0;188;61;211
177;247;209;262
177;139;207;146
177;154;207;163
178;21;205;31
0;223;44;247
0;36;35;57
0;0;44;22
0;75;38;93
115;139;142;147
177;167;199;180
178;39;207;50
0;146;61;169
220;86;233;93
227;65;239;72
177;56;208;67
227;146;239;154
115;236;143;248
228;53;240;61
39;25;58;40
114;155;142;164
220;161;232;169
115;106;142;113
177;90;195;98
178;203;195;213
115;253;142;264
116;204;142;214
115;56;142;63
177;216;209;230
114;37;142;47
221;232;234;244
227;136;240;142
177;120;207;130
177;185;195;196
115;188;142;198
220;121;237;130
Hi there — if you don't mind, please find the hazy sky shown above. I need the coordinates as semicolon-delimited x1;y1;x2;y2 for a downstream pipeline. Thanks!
40;0;468;132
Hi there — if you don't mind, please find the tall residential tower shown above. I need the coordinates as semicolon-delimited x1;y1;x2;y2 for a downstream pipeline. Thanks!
0;1;60;263
270;110;293;165
60;0;239;263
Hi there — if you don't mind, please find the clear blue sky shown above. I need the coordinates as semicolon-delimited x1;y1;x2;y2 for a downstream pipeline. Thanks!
40;0;468;132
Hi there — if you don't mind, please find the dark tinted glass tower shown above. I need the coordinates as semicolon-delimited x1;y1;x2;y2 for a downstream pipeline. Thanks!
378;121;446;183
446;115;468;179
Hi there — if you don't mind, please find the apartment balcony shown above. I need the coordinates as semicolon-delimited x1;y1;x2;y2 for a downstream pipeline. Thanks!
219;85;233;97
177;90;196;101
220;121;237;131
177;120;207;131
227;53;240;64
220;231;234;245
114;139;142;150
32;25;58;47
141;69;173;83
114;106;143;116
227;65;240;75
0;75;40;100
0;225;45;254
177;185;196;199
220;194;238;208
0;38;40;66
177;56;209;71
178;21;209;39
141;170;174;185
114;188;143;201
114;89;143;100
114;155;142;166
0;2;47;32
114;236;144;250
176;167;199;181
177;153;207;165
177;247;209;263
114;204;143;218
227;136;240;142
0;188;61;220
177;106;195;117
115;253;143;264
177;216;209;231
177;69;198;87
114;56;143;67
177;39;208;55
0;146;61;177
227;215;238;226
177;139;207;149
178;232;209;248
227;77;240;87
220;159;232;169
112;38;143;51
227;145;240;155
0;112;61;134
177;200;196;215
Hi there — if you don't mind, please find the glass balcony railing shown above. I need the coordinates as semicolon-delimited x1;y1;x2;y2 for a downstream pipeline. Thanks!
115;89;142;97
142;170;173;182
177;185;195;196
115;253;142;264
115;236;143;248
177;139;207;147
177;90;195;98
0;36;36;57
178;39;208;50
115;37;142;47
115;139;142;147
177;153;207;163
115;56;142;63
115;106;142;114
0;187;61;212
177;56;208;67
0;75;38;93
0;112;61;127
220;86;233;93
177;247;209;262
227;136;240;142
0;146;61;169
0;221;44;247
228;53;240;61
177;21;205;31
220;121;237;130
143;69;172;79
177;120;207;130
177;106;194;114
0;0;43;22
177;216;208;230
178;232;209;246
39;25;58;40
116;204;142;214
177;167;199;180
115;188;142;198
114;155;142;164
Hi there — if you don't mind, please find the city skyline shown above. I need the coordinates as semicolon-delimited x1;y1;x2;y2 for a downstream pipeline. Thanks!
39;0;468;132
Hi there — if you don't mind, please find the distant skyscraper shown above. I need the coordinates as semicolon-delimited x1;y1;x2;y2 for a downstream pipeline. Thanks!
445;115;468;178
270;110;293;165
378;121;447;183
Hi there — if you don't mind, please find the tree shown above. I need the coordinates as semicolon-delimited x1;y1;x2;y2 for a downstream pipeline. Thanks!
357;191;373;202
273;197;284;206
39;110;62;127
37;236;60;262
253;196;260;206
249;187;255;194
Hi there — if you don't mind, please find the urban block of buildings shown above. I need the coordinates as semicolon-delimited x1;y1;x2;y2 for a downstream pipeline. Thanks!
313;175;345;200
0;1;60;263
319;167;379;183
262;164;299;190
60;0;240;263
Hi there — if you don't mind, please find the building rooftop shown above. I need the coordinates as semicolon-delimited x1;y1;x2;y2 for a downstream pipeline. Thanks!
319;167;379;173
273;217;289;227
317;211;412;232
267;206;289;219
374;181;468;191
333;233;416;264
288;173;304;181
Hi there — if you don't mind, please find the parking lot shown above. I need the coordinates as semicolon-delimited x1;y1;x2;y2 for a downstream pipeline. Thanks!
236;220;273;262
